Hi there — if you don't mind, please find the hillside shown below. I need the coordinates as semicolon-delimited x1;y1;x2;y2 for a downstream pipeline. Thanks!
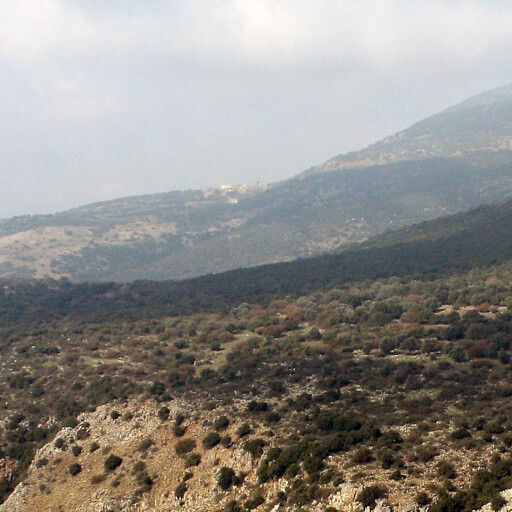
306;83;512;174
4;84;512;281
2;193;512;328
3;258;512;510
3;192;512;509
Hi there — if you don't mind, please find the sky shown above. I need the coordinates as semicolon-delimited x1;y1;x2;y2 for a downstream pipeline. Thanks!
2;0;512;218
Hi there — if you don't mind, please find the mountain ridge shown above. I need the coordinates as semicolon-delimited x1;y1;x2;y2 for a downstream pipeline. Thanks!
3;83;512;281
304;82;512;175
3;192;512;327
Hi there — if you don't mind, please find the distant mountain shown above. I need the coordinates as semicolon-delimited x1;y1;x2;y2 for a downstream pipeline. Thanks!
306;83;512;174
3;84;512;282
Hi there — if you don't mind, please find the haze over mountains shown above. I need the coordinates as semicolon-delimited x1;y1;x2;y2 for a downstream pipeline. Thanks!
3;83;512;282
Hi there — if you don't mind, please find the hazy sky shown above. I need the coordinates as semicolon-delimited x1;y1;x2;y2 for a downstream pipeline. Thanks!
2;0;512;218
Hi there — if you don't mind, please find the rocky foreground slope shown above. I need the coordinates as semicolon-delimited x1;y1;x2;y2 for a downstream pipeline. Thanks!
1;391;511;512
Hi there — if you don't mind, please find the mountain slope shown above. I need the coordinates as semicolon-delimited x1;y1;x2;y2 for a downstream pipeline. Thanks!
3;193;512;327
4;84;512;281
306;83;512;174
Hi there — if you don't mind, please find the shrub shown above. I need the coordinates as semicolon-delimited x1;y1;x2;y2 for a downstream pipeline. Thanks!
437;460;456;479
203;432;221;449
68;463;81;476
485;422;505;435
104;454;123;472
214;415;230;431
174;481;187;499
357;485;387;509
224;500;242;512
35;457;49;469
89;442;100;453
492;495;507;510
245;494;265;510
244;439;266;459
54;438;66;450
221;435;232;448
137;438;155;452
158;406;170;421
247;401;268;413
451;428;471;440
135;471;153;494
110;410;121;420
132;461;146;474
415;491;430;506
91;474;107;485
185;453;201;467
76;425;90;441
173;425;185;437
378;450;395;469
150;381;166;396
352;447;373;464
237;423;251;438
175;439;196;456
218;467;238;490
71;445;82;457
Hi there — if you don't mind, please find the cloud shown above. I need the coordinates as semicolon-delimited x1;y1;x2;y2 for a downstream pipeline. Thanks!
2;1;511;69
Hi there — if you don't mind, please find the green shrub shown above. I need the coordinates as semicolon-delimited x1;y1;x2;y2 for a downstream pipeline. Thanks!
218;467;238;490
245;493;265;510
451;428;471;440
68;463;81;476
437;460;456;479
214;415;230;431
173;425;185;437
185;453;201;467
352;447;373;464
244;439;266;459
158;406;170;421
224;500;242;512
89;441;100;453
175;439;196;456
71;445;82;457
104;454;123;472
54;437;66;450
137;438;155;452
357;485;387;509
237;423;251;438
174;481;187;499
203;432;221;449
415;491;429;506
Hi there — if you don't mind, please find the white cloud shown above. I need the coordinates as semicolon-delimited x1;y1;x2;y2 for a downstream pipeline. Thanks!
2;1;511;69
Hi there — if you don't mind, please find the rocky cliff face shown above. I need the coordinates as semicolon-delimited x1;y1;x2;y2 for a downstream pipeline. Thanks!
2;397;510;512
